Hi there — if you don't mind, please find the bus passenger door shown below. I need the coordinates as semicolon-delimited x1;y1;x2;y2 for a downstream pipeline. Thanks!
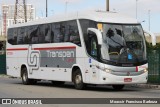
86;30;100;83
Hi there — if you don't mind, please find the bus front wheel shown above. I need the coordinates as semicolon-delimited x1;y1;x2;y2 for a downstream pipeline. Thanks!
112;85;125;90
73;69;86;90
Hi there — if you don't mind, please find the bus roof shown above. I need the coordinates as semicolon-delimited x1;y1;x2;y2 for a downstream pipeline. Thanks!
9;11;139;28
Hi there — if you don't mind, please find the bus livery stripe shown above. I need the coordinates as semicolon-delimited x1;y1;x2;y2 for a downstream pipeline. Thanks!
7;48;28;51
7;46;76;51
33;46;76;50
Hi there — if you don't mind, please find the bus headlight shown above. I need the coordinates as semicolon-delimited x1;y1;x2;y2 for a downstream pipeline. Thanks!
104;68;112;73
96;66;112;73
143;68;148;73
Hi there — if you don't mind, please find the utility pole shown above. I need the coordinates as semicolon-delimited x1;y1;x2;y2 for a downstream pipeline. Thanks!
14;0;27;24
3;12;7;36
148;10;151;31
65;1;69;14
46;0;48;17
106;0;109;11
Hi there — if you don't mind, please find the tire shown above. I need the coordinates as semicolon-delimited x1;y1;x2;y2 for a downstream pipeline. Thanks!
51;81;65;86
73;69;85;90
112;85;125;91
21;67;31;85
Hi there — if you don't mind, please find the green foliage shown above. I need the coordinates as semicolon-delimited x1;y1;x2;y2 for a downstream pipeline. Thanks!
146;42;160;50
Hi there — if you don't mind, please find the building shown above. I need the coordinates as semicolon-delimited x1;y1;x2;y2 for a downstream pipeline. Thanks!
145;33;160;44
1;4;36;36
155;33;160;43
0;19;2;36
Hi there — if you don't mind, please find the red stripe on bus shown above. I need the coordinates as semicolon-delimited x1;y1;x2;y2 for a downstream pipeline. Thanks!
34;46;76;50
7;48;28;51
7;46;76;51
136;66;138;72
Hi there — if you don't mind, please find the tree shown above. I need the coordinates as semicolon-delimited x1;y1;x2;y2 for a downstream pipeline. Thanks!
0;42;3;50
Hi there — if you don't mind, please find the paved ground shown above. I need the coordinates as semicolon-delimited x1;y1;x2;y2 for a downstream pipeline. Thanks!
0;77;160;107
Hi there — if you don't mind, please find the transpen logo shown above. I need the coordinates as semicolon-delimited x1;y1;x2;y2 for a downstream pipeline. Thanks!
47;50;75;60
27;45;40;74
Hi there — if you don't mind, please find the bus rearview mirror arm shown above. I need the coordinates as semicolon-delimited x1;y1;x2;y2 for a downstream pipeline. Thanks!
87;28;103;45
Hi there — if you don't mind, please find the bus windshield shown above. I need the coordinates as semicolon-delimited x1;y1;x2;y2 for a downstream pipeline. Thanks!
101;24;147;64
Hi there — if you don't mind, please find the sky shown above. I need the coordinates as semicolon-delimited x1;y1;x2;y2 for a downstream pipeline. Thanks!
0;0;160;33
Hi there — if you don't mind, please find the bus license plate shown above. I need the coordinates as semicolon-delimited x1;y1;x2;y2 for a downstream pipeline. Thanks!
124;78;132;82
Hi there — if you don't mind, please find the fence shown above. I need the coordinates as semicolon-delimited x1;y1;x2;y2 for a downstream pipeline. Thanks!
148;49;160;84
0;54;6;74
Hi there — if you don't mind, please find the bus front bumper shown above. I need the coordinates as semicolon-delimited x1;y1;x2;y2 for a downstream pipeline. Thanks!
98;72;148;85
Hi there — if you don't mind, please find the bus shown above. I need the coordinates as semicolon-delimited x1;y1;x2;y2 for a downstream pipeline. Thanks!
6;11;148;90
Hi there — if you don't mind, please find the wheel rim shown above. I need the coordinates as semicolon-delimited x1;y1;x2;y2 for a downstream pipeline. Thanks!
75;75;82;85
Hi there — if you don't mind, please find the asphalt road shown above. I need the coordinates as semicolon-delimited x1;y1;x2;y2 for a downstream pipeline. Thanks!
0;76;160;107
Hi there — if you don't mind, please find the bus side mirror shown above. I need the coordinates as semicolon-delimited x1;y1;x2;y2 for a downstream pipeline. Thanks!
87;28;102;45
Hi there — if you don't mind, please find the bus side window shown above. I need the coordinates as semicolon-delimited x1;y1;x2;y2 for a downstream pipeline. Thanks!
13;28;18;45
59;23;65;42
51;23;56;43
53;22;65;43
29;25;38;44
67;20;81;46
37;24;45;43
79;19;97;47
45;24;52;43
54;23;61;43
24;27;30;44
17;27;25;44
88;31;98;59
8;28;14;45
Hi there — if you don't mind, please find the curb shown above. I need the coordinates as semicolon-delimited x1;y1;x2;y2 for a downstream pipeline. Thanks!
131;84;160;90
0;74;10;78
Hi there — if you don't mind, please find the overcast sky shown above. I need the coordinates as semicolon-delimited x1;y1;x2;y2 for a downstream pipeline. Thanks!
0;0;160;33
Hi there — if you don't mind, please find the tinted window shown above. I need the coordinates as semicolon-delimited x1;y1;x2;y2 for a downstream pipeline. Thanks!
45;24;52;43
66;20;81;46
17;27;25;44
8;28;18;45
37;24;45;43
8;20;81;46
53;23;64;43
29;25;39;44
79;19;97;47
8;28;14;44
24;26;30;44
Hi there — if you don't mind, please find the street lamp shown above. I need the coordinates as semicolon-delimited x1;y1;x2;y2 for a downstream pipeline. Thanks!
106;0;109;11
136;0;138;19
148;10;151;31
65;1;69;14
46;0;48;17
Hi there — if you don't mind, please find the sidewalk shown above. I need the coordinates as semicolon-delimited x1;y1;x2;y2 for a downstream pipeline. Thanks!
0;74;9;78
131;84;160;90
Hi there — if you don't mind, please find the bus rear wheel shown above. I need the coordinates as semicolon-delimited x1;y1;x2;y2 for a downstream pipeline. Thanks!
21;67;37;85
73;69;85;90
112;85;125;91
21;67;31;85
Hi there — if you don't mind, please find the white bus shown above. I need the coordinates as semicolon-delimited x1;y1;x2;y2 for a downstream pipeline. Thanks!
7;11;148;90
